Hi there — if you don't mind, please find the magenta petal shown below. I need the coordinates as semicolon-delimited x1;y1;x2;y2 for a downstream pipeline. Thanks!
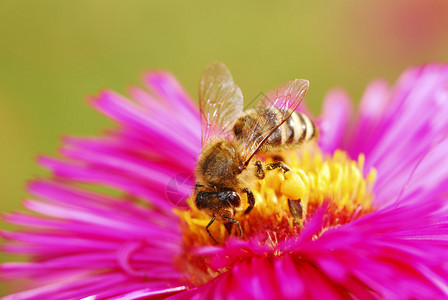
336;63;448;207
318;89;353;153
343;79;391;157
91;90;200;155
109;286;187;300
143;71;200;126
273;256;305;298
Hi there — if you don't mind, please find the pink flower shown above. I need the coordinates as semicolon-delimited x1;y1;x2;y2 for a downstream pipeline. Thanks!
2;63;448;299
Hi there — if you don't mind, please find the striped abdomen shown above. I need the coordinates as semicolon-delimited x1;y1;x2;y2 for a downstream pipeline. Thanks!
233;108;318;153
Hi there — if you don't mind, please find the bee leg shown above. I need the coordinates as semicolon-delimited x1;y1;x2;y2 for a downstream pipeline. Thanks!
255;161;265;179
223;216;243;238
243;188;255;214
287;199;303;226
266;161;291;173
205;215;219;244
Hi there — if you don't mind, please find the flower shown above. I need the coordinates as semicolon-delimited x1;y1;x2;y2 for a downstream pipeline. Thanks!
2;63;448;299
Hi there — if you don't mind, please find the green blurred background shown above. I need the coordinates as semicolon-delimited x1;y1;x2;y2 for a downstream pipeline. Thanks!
1;0;448;295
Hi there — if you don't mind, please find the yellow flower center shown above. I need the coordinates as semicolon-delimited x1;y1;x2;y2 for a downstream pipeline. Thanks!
174;145;376;285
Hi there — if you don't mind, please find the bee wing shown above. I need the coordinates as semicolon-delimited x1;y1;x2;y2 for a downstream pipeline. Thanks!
239;79;310;164
199;62;243;146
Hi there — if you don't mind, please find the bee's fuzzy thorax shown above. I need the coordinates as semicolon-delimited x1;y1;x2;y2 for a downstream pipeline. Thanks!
194;140;256;191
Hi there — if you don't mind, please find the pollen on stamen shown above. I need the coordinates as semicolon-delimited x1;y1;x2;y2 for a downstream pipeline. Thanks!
176;146;376;247
174;145;376;284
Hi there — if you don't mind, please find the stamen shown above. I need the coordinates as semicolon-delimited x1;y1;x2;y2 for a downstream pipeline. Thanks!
174;146;376;284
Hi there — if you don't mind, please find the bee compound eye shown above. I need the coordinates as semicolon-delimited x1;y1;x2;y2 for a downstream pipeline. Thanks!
195;191;209;210
226;191;241;207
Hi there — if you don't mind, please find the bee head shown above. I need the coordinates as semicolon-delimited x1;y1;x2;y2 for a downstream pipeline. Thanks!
195;189;241;211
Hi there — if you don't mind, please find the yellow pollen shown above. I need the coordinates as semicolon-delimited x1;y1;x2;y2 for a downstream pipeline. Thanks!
175;145;376;250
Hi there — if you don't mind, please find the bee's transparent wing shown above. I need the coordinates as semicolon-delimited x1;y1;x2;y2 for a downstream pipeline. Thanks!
239;79;310;164
200;62;243;146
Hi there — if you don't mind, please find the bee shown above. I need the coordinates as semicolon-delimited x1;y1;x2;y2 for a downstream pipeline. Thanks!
194;62;316;243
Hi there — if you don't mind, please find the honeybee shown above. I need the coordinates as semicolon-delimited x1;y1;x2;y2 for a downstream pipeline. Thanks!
194;62;317;243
